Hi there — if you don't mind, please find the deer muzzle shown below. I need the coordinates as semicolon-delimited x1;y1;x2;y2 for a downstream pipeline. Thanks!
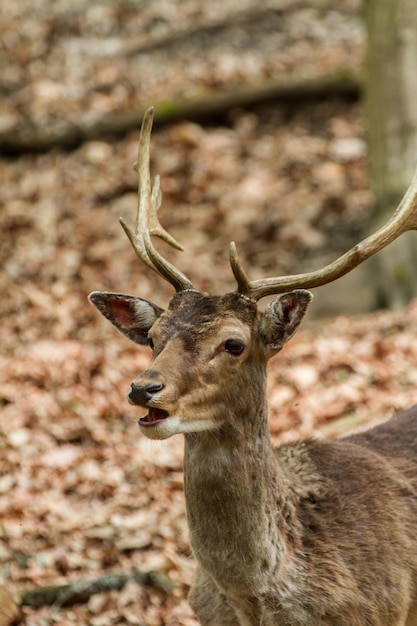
128;381;164;406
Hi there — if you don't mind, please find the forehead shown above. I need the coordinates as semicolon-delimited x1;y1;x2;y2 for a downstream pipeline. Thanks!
153;291;258;343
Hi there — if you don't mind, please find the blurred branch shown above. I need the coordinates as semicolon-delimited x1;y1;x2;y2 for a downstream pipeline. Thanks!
19;570;176;608
0;71;361;154
124;2;358;58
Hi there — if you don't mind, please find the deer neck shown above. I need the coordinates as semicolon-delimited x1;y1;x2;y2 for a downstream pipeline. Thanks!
183;393;291;594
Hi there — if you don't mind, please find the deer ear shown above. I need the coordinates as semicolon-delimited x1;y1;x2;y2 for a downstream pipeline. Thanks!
88;291;164;345
259;290;313;356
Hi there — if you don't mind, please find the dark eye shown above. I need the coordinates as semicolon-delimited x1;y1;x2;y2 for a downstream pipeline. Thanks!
224;339;245;356
148;337;154;350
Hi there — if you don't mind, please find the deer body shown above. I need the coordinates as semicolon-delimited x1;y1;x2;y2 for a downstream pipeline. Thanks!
186;411;417;626
90;289;417;625
89;108;417;625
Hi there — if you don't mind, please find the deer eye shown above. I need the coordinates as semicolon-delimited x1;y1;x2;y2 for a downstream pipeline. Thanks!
148;337;154;350
223;339;245;356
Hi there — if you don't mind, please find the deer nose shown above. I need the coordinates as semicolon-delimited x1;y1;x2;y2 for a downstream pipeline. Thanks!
128;381;164;406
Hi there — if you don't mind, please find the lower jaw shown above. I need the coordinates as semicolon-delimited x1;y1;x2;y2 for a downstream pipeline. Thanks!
138;414;175;440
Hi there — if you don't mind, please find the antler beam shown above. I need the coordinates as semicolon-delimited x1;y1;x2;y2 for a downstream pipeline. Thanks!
120;107;194;293
230;165;417;301
120;106;417;301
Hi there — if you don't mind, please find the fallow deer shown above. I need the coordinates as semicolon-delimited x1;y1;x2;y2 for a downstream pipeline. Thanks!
89;108;417;625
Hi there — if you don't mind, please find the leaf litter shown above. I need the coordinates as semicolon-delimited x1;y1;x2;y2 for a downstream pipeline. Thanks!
2;0;417;624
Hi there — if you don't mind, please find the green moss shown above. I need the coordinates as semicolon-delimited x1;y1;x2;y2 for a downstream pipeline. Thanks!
393;265;408;284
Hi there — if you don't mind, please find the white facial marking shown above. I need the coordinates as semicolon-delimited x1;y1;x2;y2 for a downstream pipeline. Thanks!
139;415;217;440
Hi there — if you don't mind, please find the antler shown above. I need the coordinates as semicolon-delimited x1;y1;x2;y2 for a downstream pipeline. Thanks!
120;107;195;292
230;165;417;301
122;106;417;301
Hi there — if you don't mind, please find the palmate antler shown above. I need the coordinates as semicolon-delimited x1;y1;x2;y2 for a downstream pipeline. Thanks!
123;107;417;301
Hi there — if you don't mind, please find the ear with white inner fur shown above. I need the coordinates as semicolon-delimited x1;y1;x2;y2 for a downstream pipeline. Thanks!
259;289;313;357
88;291;164;345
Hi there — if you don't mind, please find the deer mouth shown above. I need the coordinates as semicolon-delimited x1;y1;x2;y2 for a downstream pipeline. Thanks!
139;407;170;427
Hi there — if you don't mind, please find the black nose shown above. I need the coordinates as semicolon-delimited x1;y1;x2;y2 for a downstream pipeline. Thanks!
128;382;164;406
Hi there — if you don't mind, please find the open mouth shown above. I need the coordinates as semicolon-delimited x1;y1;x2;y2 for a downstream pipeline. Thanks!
138;407;170;427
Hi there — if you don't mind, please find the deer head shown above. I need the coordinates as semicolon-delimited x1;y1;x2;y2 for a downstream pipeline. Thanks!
89;107;417;440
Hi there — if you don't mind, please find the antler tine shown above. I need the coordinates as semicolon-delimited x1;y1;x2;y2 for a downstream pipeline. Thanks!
142;228;195;293
119;107;194;292
230;164;417;301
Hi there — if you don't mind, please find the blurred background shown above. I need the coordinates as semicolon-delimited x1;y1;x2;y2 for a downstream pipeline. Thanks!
1;1;417;624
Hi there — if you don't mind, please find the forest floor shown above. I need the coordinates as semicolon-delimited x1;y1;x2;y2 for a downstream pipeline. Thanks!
2;1;417;625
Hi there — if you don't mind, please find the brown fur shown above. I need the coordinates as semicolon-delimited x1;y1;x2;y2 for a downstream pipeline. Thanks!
89;289;417;625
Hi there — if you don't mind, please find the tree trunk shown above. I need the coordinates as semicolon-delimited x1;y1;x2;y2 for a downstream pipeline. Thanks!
364;0;417;309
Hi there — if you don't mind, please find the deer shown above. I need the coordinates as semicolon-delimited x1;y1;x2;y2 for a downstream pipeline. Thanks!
89;107;417;626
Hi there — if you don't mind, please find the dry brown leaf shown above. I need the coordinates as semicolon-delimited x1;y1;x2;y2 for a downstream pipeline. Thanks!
0;587;22;626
